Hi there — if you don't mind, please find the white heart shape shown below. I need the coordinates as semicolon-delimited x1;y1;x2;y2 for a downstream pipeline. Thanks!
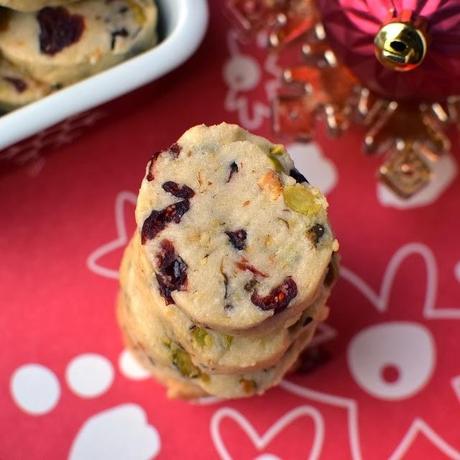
210;406;324;460
86;191;136;280
340;242;460;319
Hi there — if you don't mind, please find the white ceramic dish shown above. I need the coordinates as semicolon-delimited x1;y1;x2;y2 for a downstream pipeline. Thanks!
0;0;209;150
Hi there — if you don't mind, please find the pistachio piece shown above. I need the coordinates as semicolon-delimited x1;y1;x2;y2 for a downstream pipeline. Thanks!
191;326;213;347
162;339;172;349
270;144;285;156
283;184;324;217
171;345;201;378
223;335;233;350
268;154;283;172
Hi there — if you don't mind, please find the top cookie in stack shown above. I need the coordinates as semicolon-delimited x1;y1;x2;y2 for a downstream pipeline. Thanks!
0;0;157;111
119;123;339;399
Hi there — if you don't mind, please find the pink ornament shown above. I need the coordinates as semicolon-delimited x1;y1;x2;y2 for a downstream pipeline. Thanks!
316;0;460;101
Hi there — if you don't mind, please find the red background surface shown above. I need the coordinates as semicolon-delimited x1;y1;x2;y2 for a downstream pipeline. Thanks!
1;2;459;459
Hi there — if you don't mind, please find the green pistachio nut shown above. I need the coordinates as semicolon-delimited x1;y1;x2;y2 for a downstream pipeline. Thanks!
171;345;201;378
223;335;233;350
283;184;323;217
192;327;213;347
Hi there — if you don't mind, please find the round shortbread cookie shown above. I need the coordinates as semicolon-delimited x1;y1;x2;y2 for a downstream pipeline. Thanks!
0;58;50;111
122;234;330;373
0;0;157;86
0;0;75;12
120;236;329;373
135;123;338;333
117;288;320;398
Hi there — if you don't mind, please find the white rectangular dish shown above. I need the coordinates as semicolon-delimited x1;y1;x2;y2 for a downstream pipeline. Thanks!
0;0;208;151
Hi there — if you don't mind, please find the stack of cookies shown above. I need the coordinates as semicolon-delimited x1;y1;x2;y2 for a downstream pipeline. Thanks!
0;0;157;111
118;123;339;399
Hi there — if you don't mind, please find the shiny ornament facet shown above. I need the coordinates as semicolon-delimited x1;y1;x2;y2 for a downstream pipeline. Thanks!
316;0;460;101
374;21;427;71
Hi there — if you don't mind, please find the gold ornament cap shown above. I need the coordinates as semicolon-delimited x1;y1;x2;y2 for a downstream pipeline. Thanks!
374;21;427;71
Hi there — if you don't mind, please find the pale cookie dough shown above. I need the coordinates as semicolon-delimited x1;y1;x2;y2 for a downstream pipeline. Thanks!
0;0;157;86
122;234;331;374
135;123;338;333
0;0;75;12
0;58;50;111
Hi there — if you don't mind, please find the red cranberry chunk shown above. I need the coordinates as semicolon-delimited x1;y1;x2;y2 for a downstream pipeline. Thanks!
3;77;27;93
162;181;195;199
296;345;330;374
146;151;162;181
37;7;85;56
289;168;309;184
141;200;190;243
156;240;187;305
169;142;182;158
236;258;267;278
308;223;325;246
251;277;297;313
225;229;247;250
227;161;239;182
146;144;182;182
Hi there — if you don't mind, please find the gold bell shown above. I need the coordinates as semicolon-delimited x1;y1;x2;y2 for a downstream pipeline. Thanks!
374;21;427;72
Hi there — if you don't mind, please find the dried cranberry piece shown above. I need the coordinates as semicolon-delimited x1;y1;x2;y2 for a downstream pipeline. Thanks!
3;77;27;93
225;229;247;250
296;345;331;374
37;7;85;56
251;277;297;313
227;161;239;182
110;28;128;50
289;168;309;184
156;239;187;305
162;181;195;199
169;142;182;158
308;223;325;246
236;258;267;277
141;200;190;243
146;151;162;181
145;143;182;181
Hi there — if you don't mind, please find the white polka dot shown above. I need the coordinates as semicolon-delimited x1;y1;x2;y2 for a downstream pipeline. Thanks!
66;354;114;398
223;55;261;91
348;322;435;400
69;404;160;460
11;364;60;415
119;349;150;380
287;143;338;195
455;262;460;282
254;454;282;460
